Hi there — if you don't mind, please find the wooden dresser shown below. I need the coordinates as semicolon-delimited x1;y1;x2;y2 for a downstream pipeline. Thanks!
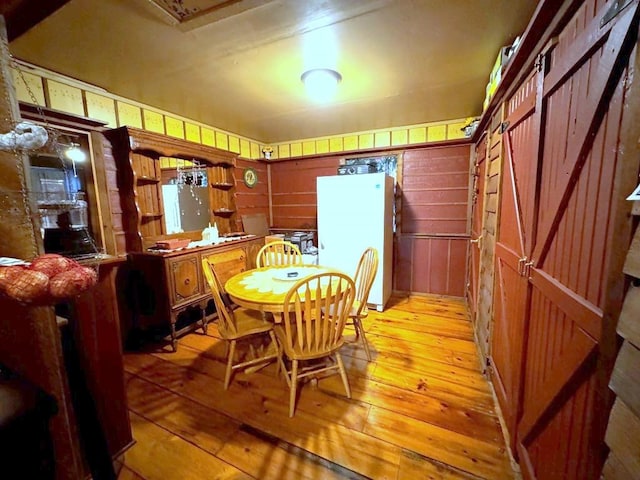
128;236;263;350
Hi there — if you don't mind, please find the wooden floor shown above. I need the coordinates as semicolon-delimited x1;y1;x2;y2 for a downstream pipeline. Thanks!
120;294;516;480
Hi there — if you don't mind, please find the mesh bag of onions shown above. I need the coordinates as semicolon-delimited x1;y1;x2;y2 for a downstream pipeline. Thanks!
0;254;98;305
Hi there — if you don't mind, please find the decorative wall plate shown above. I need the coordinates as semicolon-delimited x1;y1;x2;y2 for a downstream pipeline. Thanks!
243;167;258;188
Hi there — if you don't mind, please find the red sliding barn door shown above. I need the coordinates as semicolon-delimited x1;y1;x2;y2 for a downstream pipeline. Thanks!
489;1;639;478
491;70;539;450
518;1;637;477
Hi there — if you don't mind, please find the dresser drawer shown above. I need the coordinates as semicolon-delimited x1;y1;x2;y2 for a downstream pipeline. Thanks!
167;253;202;306
203;247;247;286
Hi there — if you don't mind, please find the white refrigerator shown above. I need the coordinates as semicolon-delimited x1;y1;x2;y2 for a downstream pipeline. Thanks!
316;172;394;311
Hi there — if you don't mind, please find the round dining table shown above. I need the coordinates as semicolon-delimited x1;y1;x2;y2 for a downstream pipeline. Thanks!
224;264;334;321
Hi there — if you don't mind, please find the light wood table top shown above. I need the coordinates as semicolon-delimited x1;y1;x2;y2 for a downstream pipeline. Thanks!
225;264;334;315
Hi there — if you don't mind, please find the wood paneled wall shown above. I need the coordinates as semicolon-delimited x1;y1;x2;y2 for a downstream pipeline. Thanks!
400;146;470;235
233;159;269;232
397;145;471;297
268;143;471;297
269;156;339;230
395;236;467;296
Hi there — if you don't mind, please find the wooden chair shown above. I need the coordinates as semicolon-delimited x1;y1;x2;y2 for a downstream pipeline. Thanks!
256;240;303;267
202;258;280;389
275;271;355;417
349;247;379;361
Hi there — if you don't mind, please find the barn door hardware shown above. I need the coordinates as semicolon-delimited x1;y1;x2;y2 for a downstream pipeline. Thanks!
470;235;483;248
601;0;634;27
535;38;557;73
499;121;510;134
524;261;535;278
518;257;527;276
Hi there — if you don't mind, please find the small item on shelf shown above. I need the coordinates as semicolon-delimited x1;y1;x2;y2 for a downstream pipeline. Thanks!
214;207;234;214
201;223;219;243
154;238;191;250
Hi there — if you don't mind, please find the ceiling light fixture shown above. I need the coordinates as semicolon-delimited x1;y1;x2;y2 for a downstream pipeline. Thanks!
301;68;342;102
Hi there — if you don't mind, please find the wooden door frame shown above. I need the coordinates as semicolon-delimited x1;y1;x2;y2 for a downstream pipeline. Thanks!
467;132;489;367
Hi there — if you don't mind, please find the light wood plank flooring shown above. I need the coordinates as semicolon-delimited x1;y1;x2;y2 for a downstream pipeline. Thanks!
120;294;515;480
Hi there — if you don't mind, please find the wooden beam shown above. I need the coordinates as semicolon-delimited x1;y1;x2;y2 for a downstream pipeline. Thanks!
1;0;71;41
0;14;83;480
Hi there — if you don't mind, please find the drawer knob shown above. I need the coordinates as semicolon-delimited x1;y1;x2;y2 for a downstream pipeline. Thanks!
184;278;191;285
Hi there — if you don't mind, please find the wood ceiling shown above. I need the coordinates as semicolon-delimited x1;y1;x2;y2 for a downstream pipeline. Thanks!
5;0;537;143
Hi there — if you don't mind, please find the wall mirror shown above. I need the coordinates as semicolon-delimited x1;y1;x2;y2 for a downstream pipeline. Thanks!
159;157;211;235
28;128;103;257
20;103;108;256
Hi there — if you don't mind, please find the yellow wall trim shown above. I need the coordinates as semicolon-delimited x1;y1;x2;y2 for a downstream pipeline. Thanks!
268;119;468;160
12;60;470;161
11;60;265;160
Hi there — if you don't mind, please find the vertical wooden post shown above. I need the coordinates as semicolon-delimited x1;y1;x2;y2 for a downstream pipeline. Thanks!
0;16;83;479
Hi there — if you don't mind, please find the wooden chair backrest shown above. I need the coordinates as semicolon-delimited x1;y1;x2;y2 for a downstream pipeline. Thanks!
256;240;303;268
353;247;379;316
201;257;238;336
281;272;355;357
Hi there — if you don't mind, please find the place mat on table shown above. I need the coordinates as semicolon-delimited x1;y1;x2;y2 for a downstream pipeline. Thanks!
240;266;330;294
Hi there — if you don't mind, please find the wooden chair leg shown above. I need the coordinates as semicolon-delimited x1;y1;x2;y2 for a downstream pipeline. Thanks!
269;331;281;378
279;355;291;387
355;318;372;361
224;340;236;390
353;319;360;339
336;353;351;398
200;306;208;335
289;359;298;417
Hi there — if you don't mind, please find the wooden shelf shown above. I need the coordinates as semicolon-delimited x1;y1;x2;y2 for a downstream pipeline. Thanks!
211;182;234;189
213;209;235;216
137;176;160;184
104;127;240;253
